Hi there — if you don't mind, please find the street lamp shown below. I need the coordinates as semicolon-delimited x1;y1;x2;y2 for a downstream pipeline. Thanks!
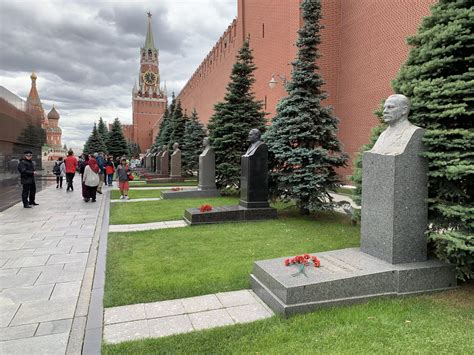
268;73;286;89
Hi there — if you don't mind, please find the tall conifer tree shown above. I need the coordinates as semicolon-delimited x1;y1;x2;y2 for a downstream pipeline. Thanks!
97;117;109;150
156;93;176;150
83;123;107;154
106;118;129;158
391;0;473;279
182;109;206;175
155;105;170;148
208;39;266;188
263;0;347;214
169;99;186;149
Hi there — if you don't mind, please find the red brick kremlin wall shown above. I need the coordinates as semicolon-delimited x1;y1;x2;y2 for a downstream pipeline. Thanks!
177;0;436;179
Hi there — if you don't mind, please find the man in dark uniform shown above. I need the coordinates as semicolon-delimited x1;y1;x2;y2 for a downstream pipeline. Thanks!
17;150;38;208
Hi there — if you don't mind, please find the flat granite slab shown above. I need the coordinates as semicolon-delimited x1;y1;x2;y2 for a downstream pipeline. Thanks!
251;248;456;317
184;205;277;225
162;189;221;199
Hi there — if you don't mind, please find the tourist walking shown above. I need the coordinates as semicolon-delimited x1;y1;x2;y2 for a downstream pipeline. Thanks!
53;157;66;188
80;154;89;200
117;158;130;200
105;156;115;186
17;150;38;208
82;156;100;202
95;152;105;194
64;150;78;192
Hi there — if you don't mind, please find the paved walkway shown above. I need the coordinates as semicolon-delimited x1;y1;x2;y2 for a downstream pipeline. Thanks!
103;290;273;344
0;184;104;355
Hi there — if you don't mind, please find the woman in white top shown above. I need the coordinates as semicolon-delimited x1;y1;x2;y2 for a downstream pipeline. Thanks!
82;156;100;202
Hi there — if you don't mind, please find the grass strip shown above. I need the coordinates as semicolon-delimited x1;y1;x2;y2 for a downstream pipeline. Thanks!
104;212;359;307
335;187;355;196
102;285;474;354
109;196;239;225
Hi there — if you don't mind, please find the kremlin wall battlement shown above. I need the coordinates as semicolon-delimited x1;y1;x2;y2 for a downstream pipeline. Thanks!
179;18;239;117
177;0;436;179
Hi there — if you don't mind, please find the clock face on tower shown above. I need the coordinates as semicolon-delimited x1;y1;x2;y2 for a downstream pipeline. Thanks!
143;71;158;86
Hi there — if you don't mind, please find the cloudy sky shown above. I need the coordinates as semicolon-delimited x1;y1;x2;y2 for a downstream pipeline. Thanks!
0;0;236;149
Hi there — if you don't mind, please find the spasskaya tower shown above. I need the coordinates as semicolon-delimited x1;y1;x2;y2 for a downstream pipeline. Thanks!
131;12;167;153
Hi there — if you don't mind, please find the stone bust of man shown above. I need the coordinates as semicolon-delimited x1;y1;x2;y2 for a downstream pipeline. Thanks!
172;142;180;153
161;145;168;156
244;129;264;157
201;137;211;155
370;94;421;155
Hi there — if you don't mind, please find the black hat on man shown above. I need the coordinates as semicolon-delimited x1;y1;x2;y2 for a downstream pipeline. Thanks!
24;150;33;155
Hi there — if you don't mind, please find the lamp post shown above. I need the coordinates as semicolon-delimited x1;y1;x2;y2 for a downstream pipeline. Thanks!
268;73;286;89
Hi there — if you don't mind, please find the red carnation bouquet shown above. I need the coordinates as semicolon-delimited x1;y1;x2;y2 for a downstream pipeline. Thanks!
200;204;213;212
284;253;321;277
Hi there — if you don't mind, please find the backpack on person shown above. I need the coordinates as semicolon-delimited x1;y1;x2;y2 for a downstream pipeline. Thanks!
53;162;61;176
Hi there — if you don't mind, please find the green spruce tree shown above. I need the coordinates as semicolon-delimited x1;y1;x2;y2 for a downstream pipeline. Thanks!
208;39;266;188
156;93;176;149
17;124;46;147
263;0;347;214
128;142;141;157
83;123;107;154
97;117;109;151
391;0;473;280
182;109;206;175
106;118;129;158
169;99;187;149
155;105;170;148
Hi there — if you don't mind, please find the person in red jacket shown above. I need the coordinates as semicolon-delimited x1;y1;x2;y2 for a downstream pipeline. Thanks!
64;150;78;192
105;156;115;187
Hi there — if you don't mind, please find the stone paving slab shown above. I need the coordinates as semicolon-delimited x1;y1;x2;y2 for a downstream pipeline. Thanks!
108;220;188;233
0;185;103;353
103;289;273;344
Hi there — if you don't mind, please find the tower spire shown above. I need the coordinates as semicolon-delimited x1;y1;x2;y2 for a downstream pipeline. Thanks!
144;12;155;49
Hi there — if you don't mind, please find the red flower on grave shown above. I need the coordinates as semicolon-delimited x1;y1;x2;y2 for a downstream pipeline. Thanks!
200;204;213;212
284;253;321;277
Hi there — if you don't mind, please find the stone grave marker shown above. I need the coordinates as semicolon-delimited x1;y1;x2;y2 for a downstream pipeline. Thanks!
250;95;456;316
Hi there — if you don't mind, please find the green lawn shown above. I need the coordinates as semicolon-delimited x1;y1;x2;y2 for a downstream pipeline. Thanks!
104;212;359;307
335;187;355;196
110;189;164;200
103;284;474;354
109;196;239;225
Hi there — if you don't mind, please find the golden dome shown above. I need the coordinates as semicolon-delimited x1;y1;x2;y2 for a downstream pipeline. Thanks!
30;71;37;80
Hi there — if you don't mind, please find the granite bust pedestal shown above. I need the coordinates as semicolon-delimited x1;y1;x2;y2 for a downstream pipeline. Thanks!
150;148;158;173
199;137;218;191
154;148;162;173
144;149;151;170
184;129;277;223
158;146;169;178
251;95;456;317
163;137;220;199
170;143;183;179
